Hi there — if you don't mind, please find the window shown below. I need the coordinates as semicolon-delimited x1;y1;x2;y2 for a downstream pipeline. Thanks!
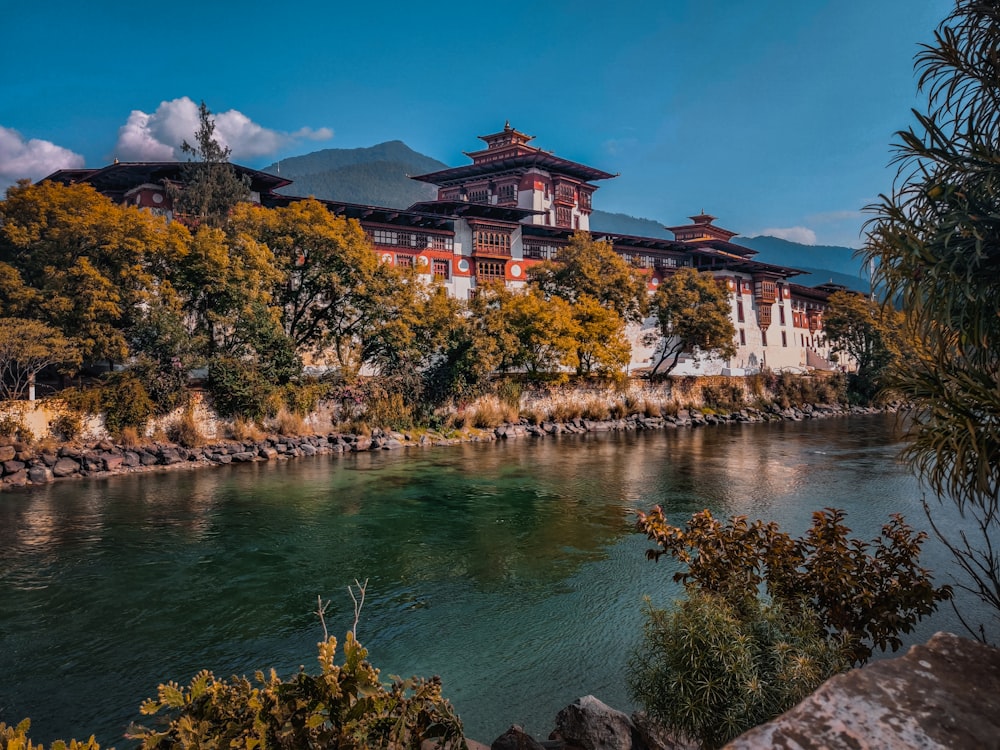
372;229;398;246
473;227;511;256
476;261;506;282
762;330;768;347
739;329;746;345
737;300;745;322
524;244;559;260
555;183;576;203
395;255;413;269
781;331;787;347
779;305;786;325
555;206;572;228
432;259;450;280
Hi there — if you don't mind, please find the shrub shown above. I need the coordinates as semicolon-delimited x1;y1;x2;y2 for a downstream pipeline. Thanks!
119;426;142;449
629;592;845;749
521;406;546;425
469;396;514;428
581;397;611;421
364;391;413;430
282;379;326;416
609;400;628;419
208;356;275;421
549;401;582;423
166;407;204;448
642;399;662;418
102;372;155;437
1;719;101;750
226;418;266;442
49;411;82;441
494;379;522;410
0;414;33;444
273;407;310;437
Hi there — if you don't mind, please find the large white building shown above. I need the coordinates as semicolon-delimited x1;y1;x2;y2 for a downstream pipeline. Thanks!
46;123;844;376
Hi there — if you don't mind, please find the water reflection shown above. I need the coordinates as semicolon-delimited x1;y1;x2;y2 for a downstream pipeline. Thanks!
0;415;978;746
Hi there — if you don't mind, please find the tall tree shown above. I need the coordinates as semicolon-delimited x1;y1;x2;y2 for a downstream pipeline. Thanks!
528;232;647;323
0;180;188;364
863;0;1000;637
822;290;903;401
0;318;81;401
168;101;250;227
643;267;736;377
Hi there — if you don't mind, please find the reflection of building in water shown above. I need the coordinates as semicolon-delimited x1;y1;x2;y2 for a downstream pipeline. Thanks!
44;123;847;376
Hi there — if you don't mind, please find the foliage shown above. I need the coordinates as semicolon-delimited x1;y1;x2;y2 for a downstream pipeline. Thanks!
0;413;33;443
129;631;466;750
629;592;845;749
48;411;82;441
570;296;631;377
0;180;188;364
644;268;736;378
207;355;276;421
0;719;101;750
166;407;204;448
528;232;648;323
0;318;81;401
862;1;1000;636
635;507;951;666
168;101;251;226
822;291;902;402
101;372;156;437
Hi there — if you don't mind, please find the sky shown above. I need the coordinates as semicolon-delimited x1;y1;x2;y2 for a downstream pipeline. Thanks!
1;0;953;248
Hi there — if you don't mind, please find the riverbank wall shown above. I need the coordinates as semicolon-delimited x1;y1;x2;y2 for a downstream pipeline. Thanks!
0;394;896;490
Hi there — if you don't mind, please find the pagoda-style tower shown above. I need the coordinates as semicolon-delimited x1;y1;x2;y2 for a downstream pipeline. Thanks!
411;122;615;231
665;212;739;243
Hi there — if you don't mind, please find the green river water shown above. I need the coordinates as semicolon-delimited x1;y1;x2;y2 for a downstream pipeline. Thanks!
0;414;984;745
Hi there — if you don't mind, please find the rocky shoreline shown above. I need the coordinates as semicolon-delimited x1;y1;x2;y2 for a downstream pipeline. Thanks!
0;401;896;490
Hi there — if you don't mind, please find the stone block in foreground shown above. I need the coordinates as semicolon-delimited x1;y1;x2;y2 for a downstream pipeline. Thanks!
726;631;1000;749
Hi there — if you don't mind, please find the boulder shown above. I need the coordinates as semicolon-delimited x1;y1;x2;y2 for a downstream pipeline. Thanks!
259;446;278;460
52;457;81;477
726;632;1000;749
630;712;694;750
3;469;28;486
103;454;124;471
28;466;53;484
3;459;26;474
551;695;638;750
160;449;183;465
491;725;546;750
0;445;15;462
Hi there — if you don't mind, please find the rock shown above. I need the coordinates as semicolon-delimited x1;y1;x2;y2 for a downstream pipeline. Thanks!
232;452;257;462
103;454;124;471
551;695;638;750
3;459;26;474
631;712;694;750
3;469;28;486
491;724;546;750
726;632;1000;749
139;451;159;466
28;466;54;484
381;438;402;450
52;457;81;477
0;445;15;462
259;446;278;460
160;449;183;465
352;438;372;452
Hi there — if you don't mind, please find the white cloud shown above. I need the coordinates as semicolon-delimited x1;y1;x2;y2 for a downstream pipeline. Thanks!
0;126;85;190
114;97;333;162
760;226;818;245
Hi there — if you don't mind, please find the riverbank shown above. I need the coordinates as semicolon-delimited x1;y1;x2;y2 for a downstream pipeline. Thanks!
0;399;898;489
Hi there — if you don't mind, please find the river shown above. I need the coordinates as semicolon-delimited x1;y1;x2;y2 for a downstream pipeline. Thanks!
0;414;986;746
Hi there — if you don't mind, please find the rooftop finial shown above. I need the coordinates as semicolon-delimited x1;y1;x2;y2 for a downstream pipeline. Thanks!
504;120;511;129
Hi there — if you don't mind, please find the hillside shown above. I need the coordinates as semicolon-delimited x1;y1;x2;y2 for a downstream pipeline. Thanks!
266;142;867;289
262;141;445;208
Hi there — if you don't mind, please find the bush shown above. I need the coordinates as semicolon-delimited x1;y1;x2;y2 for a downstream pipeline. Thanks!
469;396;515;428
208;356;275;421
226;418;266;442
49;411;82;441
273;407;310;437
629;592;845;749
166;407;204;448
6;633;465;750
549;401;582;423
581;397;611;421
1;719;101;750
101;373;155;437
0;414;33;444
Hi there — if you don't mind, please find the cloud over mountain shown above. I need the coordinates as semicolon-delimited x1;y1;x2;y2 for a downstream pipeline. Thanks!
114;97;333;162
760;226;818;245
0;126;85;190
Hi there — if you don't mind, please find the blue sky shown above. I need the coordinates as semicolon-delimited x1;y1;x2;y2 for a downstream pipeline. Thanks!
2;0;952;247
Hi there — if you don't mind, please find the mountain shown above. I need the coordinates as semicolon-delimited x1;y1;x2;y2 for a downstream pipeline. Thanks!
734;235;870;293
264;142;867;290
262;141;446;208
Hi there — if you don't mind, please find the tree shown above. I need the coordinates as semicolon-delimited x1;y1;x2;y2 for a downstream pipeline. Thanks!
571;295;632;377
168;101;250;226
0;318;81;401
0;180;188;364
643;267;736;377
862;0;1000;637
822;291;903;402
528;232;647;323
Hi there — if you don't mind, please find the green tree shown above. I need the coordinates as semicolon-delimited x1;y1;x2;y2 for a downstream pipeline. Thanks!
168;101;250;226
0;318;81;401
862;0;1000;636
821;291;903;403
643;267;736;377
528;232;647;323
